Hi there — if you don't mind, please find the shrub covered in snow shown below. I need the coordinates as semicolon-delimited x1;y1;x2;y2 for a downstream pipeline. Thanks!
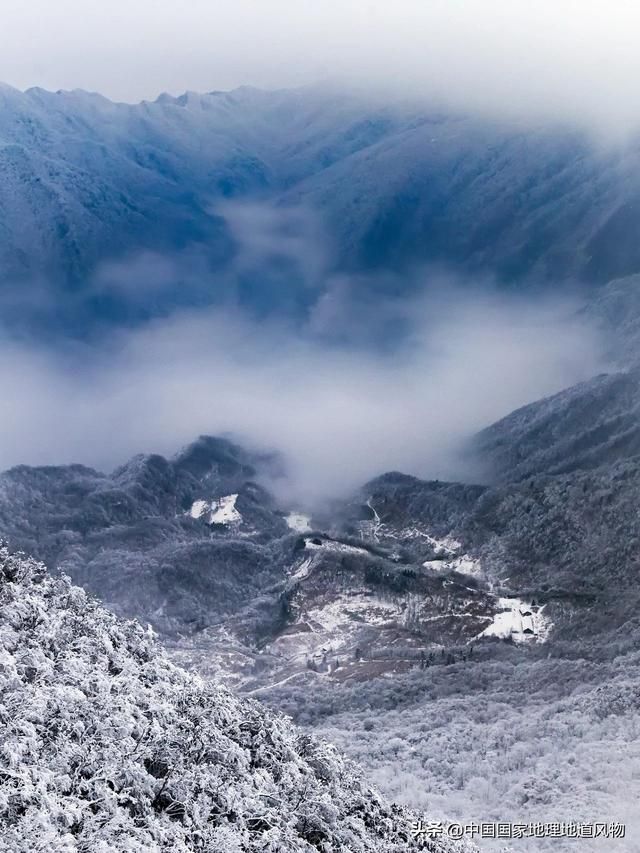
0;546;475;852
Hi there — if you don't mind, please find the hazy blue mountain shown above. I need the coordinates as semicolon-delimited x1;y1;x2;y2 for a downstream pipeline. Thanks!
4;82;640;333
0;85;411;286
284;116;632;282
583;272;640;366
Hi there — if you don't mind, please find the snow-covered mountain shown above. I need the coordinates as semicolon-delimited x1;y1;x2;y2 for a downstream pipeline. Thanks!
4;82;640;333
3;344;640;694
2;380;639;848
0;545;479;852
3;79;640;850
0;428;565;693
0;83;412;293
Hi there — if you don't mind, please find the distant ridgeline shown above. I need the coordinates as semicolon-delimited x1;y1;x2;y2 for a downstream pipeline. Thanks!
2;83;640;332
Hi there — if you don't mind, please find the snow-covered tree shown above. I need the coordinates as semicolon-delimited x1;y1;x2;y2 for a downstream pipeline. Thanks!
0;546;474;852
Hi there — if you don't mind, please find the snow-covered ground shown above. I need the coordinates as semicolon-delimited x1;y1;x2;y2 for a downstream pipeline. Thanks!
291;556;313;581
422;552;484;578
285;512;312;532
307;593;398;634
301;536;369;555
412;532;484;578
477;597;552;643
188;494;242;526
362;500;483;578
267;590;401;665
189;499;209;520
287;538;373;583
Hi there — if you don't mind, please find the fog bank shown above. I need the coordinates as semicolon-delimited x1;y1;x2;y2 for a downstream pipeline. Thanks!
0;288;605;503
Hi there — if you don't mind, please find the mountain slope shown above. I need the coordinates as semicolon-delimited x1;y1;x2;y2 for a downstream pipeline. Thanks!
0;545;476;852
0;85;409;291
4;83;640;332
0;432;559;692
473;370;640;483
0;436;290;638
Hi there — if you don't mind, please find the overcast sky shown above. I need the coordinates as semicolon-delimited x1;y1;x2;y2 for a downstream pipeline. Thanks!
2;1;640;132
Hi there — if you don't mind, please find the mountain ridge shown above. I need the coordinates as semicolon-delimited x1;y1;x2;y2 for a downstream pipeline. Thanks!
4;83;640;335
5;350;640;694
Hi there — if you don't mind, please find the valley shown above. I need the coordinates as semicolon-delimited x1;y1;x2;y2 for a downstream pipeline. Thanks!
1;75;640;851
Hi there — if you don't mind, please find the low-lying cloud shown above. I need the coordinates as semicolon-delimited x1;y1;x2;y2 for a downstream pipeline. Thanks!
0;201;610;502
0;285;605;504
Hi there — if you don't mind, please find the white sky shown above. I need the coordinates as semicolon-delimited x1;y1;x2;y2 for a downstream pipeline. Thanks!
2;1;640;131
